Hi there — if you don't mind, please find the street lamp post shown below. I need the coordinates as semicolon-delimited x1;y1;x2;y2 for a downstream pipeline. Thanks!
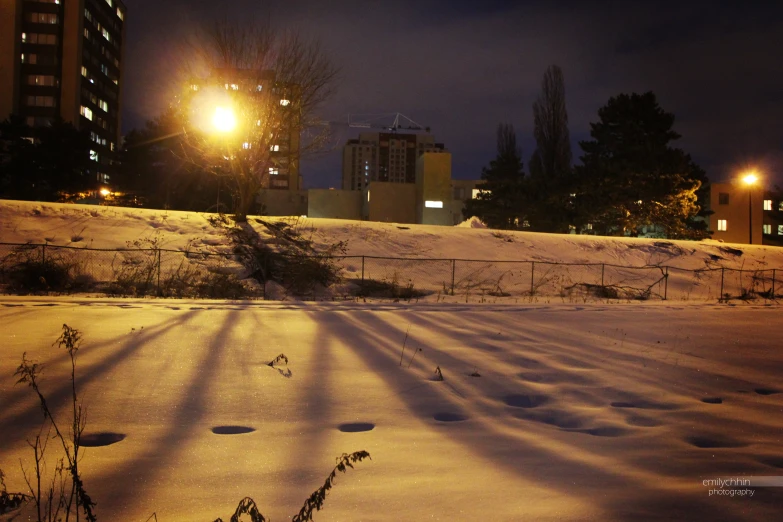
742;173;758;245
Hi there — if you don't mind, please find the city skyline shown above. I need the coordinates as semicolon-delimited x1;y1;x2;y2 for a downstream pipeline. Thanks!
118;1;782;189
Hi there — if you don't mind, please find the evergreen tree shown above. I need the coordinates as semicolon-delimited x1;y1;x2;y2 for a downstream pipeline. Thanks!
575;92;709;239
528;65;574;233
463;124;526;229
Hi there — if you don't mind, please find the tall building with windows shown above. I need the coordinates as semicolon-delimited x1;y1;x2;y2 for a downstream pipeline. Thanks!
0;0;126;186
342;132;447;191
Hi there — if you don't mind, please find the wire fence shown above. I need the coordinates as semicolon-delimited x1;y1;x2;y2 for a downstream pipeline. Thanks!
0;242;781;301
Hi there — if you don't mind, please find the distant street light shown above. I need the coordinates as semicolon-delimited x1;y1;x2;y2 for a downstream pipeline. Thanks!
742;172;758;244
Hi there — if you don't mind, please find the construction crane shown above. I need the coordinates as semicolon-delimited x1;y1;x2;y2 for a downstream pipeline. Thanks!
343;112;431;133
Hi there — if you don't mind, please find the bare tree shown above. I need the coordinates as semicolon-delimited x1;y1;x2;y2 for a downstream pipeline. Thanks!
180;18;339;222
528;65;573;232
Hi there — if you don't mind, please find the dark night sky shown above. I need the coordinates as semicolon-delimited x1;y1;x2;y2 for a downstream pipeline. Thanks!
121;0;783;189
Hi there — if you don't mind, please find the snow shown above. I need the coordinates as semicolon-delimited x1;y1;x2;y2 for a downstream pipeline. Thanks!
1;200;783;520
2;199;783;302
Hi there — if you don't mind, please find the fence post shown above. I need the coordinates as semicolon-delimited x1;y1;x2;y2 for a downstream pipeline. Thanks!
719;268;725;302
42;241;47;264
772;268;776;298
361;256;365;283
664;266;669;300
451;259;456;296
156;249;161;296
530;261;535;295
601;264;605;287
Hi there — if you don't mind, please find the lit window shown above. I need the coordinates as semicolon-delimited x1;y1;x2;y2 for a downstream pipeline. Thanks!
21;53;37;64
116;7;124;21
718;193;729;205
717;219;727;231
242;142;251;150
190;84;199;91
270;145;279;151
102;28;110;41
779;225;783;236
99;100;108;112
367;191;370;202
763;200;772;210
81;106;93;121
424;201;444;208
90;150;99;161
21;32;27;42
230;84;239;90
269;167;279;175
82;66;88;77
106;0;113;8
763;224;772;234
472;189;481;199
110;142;115;151
280;99;290;106
256;85;263;92
84;28;90;38
586;223;593;230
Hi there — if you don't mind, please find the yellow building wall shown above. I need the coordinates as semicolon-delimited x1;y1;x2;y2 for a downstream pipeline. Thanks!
367;182;417;223
709;182;765;245
308;189;362;220
416;152;452;225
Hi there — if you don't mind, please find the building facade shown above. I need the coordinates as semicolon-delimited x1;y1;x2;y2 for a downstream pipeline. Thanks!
0;0;126;186
342;131;447;191
708;181;783;246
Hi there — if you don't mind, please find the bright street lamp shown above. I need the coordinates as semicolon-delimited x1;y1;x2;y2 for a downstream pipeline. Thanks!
212;106;237;133
742;172;758;244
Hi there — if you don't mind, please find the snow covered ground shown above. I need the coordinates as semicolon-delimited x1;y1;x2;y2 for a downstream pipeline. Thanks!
1;298;782;521
2;199;783;302
1;200;782;520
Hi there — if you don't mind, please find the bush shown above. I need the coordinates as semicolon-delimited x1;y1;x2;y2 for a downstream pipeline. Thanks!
1;244;91;294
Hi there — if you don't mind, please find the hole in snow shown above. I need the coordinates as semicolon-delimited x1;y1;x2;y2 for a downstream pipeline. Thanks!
701;397;723;404
211;426;255;435
338;422;375;433
433;412;468;422
80;432;125;447
755;388;779;396
504;394;550;409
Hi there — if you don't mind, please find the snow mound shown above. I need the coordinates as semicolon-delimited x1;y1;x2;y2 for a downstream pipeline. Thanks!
456;216;487;228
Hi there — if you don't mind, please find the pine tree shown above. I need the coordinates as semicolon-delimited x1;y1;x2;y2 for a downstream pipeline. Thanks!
575;92;709;239
528;65;574;233
463;124;526;229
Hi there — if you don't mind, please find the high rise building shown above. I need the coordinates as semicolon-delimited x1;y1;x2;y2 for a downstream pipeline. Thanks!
342;131;447;191
0;0;126;186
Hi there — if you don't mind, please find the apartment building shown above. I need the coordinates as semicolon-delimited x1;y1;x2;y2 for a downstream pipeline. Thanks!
342;131;447;191
709;181;783;246
0;0;126;186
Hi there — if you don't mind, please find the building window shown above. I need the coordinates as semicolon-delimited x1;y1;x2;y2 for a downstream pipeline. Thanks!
116;7;124;20
586;223;594;231
717;219;727;231
779;202;783;211
763;224;772;235
779;225;783;236
269;168;279;175
424;200;444;208
80;106;93;121
718;193;729;205
25;96;55;107
271;179;288;188
26;75;57;86
21;53;37;64
99;100;108;112
763;199;772;211
270;145;279;151
24;33;57;44
26;12;58;24
102;28;111;42
280;99;290;106
90;150;99;161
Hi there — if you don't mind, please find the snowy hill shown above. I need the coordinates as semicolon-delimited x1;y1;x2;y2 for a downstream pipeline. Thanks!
1;199;781;301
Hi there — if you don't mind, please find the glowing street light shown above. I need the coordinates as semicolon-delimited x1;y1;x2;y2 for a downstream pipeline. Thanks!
212;106;237;133
742;171;758;244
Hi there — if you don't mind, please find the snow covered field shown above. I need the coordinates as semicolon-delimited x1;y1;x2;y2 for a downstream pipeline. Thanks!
2;199;783;302
1;298;782;521
1;200;782;520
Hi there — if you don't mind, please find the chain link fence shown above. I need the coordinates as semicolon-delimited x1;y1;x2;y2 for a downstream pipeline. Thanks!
1;242;781;301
